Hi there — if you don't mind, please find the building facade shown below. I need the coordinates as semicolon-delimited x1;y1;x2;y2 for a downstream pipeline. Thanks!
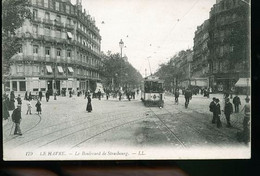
191;20;210;88
4;0;102;95
207;0;250;93
171;49;193;89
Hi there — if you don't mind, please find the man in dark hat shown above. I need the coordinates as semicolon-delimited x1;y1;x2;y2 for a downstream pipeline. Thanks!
12;104;22;135
224;98;233;127
209;97;216;123
214;98;222;128
233;94;241;113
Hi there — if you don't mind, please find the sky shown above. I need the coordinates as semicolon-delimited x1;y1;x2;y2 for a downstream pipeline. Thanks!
71;0;216;77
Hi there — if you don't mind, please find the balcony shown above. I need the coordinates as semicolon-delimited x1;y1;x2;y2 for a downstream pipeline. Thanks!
43;18;54;25
32;17;41;23
65;23;74;30
54;20;64;27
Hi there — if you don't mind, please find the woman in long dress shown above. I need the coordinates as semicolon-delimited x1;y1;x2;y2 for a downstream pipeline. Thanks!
86;95;92;112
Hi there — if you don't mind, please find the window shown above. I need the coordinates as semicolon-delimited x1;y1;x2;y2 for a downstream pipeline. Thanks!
66;5;70;13
18;46;23;53
33;24;38;34
57;48;61;56
56;15;61;22
67;18;71;25
33;45;39;54
32;0;37;5
12;81;17;91
45;12;50;20
55;2;60;11
17;65;24;72
45;47;50;56
44;0;49;7
56;28;61;38
37;0;43;6
50;0;54;9
33;9;38;19
45;26;51;36
230;45;234;52
67;50;71;58
33;65;40;73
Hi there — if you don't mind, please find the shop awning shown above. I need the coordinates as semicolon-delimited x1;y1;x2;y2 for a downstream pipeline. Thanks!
68;67;74;72
67;32;73;39
235;78;251;87
57;66;64;73
46;65;52;73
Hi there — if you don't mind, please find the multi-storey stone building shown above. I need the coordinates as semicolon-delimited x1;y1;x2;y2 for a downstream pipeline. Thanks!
191;20;210;88
207;0;250;93
171;49;193;89
5;0;102;95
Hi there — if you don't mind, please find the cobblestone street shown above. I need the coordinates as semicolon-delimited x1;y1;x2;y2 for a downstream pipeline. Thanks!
3;93;250;160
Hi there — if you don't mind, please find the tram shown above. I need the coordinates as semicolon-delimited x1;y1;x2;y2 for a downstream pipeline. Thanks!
141;75;164;107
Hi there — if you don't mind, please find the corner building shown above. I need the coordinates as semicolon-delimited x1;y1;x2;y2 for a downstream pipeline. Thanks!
6;0;102;95
207;0;250;93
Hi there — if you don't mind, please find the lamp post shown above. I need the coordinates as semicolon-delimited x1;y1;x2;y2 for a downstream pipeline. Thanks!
119;39;124;58
53;61;57;100
119;39;124;90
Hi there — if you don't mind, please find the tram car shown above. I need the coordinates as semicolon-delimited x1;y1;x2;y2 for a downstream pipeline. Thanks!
141;75;164;107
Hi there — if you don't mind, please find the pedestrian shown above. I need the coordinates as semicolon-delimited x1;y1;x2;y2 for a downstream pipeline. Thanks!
24;91;28;100
85;90;88;99
35;100;42;115
119;91;122;101
9;91;16;111
16;94;22;106
237;97;250;144
3;95;10;120
97;89;101;100
39;90;43;101
69;90;72;98
86;95;92;112
174;89;179;104
233;94;241;113
29;91;33;101
214;98;222;128
184;88;192;108
26;99;32;115
209;97;216;124
224;98;233;128
12;104;22;135
46;90;50;102
106;90;109;100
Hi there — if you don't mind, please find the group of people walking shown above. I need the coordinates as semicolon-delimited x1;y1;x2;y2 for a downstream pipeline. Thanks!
209;95;250;144
3;91;43;136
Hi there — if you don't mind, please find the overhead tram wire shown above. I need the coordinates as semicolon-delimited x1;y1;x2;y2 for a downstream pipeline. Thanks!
157;0;201;56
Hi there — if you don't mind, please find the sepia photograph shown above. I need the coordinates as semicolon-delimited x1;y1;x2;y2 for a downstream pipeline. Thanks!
2;0;251;160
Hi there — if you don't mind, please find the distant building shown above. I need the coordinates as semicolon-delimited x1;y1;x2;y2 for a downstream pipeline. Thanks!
207;0;250;93
171;49;193;89
191;19;210;88
4;0;102;95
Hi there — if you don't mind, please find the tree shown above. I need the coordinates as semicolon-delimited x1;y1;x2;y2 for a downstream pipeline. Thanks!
2;0;31;78
100;53;143;91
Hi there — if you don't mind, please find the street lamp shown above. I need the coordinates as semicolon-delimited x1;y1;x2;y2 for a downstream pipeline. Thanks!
53;62;57;100
119;39;124;90
119;39;124;58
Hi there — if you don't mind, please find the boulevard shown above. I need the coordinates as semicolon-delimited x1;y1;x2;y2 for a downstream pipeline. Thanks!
3;93;248;153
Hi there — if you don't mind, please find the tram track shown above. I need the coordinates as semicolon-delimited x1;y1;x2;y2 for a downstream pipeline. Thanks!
162;102;240;144
10;110;147;150
3;113;42;143
147;107;187;148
